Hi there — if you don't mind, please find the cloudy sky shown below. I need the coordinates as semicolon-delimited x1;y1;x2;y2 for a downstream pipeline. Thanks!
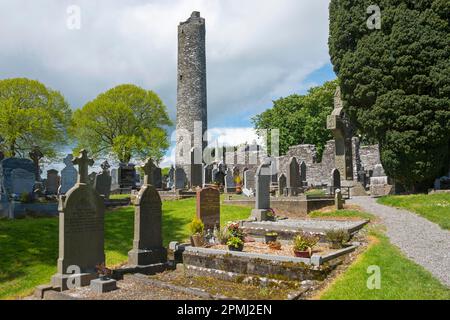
0;0;335;168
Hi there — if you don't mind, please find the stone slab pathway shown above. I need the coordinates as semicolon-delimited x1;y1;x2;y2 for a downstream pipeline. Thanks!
349;196;450;287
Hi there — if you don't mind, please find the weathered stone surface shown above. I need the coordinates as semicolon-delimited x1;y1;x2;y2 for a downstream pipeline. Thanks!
331;169;341;192
251;162;271;221
287;157;299;196
46;169;60;195
224;167;236;193
51;150;105;290
90;279;117;294
1;158;36;196
196;187;220;231
244;169;256;190
278;174;287;196
11;168;35;195
128;159;166;267
175;12;208;181
118;163;136;189
94;166;112;200
60;154;78;194
190;147;203;188
335;189;344;210
175;167;186;189
152;167;162;189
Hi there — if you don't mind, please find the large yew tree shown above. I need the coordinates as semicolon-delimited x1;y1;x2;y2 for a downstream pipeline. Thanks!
329;0;450;191
71;84;172;163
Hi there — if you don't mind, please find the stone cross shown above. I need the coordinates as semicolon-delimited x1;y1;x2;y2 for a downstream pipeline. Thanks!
141;158;155;186
100;160;111;173
29;145;43;181
73;150;94;184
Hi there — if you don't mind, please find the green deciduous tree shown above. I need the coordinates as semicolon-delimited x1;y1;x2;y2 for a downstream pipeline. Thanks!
0;78;72;158
71;84;173;164
252;80;338;159
329;0;450;192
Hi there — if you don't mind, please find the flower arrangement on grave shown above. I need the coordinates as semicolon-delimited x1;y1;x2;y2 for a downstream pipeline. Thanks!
325;229;350;249
293;232;320;258
214;225;230;245
234;175;242;194
189;218;205;247
227;236;244;252
227;222;245;241
95;262;113;280
266;208;276;221
264;232;278;244
268;241;282;250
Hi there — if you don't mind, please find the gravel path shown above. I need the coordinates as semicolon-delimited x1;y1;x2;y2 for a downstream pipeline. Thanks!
349;196;450;287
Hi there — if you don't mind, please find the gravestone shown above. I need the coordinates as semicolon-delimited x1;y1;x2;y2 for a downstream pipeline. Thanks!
370;176;393;197
244;169;256;190
175;167;186;189
128;159;166;268
335;189;344;210
11;168;35;195
270;159;278;183
110;168;119;191
372;164;386;177
434;178;441;190
153;167;162;189
168;166;175;189
1;158;36;196
190;147;203;188
196;187;220;231
46;169;60;195
278;174;287;197
299;161;307;187
94;161;112;200
287;157;299;196
51;150;105;291
60;154;78;194
29;146;43;181
118;163;136;189
224;167;236;193
331;168;341;192
251;162;272;221
203;165;213;185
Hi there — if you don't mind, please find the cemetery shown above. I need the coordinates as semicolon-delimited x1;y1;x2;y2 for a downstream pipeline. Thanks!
0;4;449;303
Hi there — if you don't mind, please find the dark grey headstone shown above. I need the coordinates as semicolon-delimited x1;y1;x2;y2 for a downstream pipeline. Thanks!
278;174;287;196
224;168;236;192
300;161;307;186
190;147;203;188
331;168;341;190
254;163;271;210
128;159;166;266
175;167;186;189
94;171;112;200
287;157;299;196
46;169;60;195
244;169;256;190
11;168;35;195
51;150;105;291
118;163;136;188
152;167;162;189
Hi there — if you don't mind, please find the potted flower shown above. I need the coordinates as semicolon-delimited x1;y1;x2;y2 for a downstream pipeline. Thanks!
189;218;205;247
325;229;350;249
264;232;278;244
235;176;243;194
95;262;113;281
227;236;244;252
227;222;245;240
293;232;319;258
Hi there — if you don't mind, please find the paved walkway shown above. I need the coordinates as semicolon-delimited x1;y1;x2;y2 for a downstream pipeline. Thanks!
349;197;450;287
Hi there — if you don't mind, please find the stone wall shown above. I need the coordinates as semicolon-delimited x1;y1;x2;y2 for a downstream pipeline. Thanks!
359;144;381;173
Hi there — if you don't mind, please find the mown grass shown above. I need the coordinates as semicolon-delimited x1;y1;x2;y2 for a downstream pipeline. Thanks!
378;193;450;230
0;198;251;299
319;229;450;300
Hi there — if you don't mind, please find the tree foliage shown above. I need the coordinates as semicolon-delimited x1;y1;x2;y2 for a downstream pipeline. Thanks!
252;80;338;158
71;84;172;163
0;78;72;158
329;0;450;191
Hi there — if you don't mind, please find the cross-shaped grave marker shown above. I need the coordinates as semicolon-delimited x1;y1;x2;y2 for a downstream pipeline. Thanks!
73;149;94;184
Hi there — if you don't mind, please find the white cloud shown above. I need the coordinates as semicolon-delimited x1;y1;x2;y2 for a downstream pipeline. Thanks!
0;0;332;126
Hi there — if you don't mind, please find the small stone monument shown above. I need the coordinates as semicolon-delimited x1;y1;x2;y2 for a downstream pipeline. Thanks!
287;157;299;196
244;169;256;190
45;169;60;195
51;150;105;291
196;187;220;231
128;159;166;270
59;154;78;194
168;166;175;189
331;168;341;193
278;174;287;197
175;167;186;189
251;162;272;221
224;167;236;193
94;161;112;200
335;189;344;210
190;147;203;188
153;167;162;189
11;168;35;195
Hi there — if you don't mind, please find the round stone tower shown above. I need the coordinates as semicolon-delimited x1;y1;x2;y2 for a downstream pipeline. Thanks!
175;11;207;185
